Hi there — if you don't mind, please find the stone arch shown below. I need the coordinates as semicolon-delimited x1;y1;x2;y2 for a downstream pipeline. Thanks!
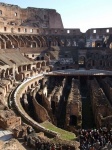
46;69;49;72
30;36;39;48
20;36;28;47
27;64;31;71
24;36;32;47
49;65;53;71
1;35;12;49
23;65;27;71
38;36;44;47
31;42;37;48
36;62;41;68
7;35;19;48
78;56;85;68
18;36;26;47
41;36;47;47
34;36;41;47
46;61;49;66
12;35;19;48
96;42;101;47
6;40;12;49
18;66;22;72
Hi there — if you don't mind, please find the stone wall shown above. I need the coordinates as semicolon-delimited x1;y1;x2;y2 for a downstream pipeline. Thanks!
32;87;51;123
66;79;82;129
0;3;63;28
90;79;112;128
1;138;26;150
14;74;58;138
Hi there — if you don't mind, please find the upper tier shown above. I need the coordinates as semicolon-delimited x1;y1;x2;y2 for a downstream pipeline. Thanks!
0;2;63;28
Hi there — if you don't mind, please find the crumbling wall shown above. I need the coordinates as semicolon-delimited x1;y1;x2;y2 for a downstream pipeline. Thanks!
0;3;63;28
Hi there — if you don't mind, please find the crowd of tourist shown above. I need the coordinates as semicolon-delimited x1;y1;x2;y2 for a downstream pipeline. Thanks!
79;127;112;150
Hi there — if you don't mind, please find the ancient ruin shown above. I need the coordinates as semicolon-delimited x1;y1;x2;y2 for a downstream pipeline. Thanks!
0;2;112;149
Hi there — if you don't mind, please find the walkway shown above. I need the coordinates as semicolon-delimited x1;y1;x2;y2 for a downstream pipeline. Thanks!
45;69;112;76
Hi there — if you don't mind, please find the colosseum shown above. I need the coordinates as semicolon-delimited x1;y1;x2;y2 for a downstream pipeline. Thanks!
0;2;112;150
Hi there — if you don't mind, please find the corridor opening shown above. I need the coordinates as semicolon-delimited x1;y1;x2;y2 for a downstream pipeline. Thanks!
69;115;77;126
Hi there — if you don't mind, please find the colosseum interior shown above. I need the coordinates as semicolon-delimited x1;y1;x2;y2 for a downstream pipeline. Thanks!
0;2;112;150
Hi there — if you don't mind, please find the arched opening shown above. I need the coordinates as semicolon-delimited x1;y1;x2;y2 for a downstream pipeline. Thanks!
24;28;27;33
78;56;85;68
41;61;45;66
15;12;17;17
69;115;77;126
51;101;55;114
36;63;41;68
27;64;31;71
96;43;101;47
18;28;21;32
30;29;33;33
6;40;12;49
4;27;6;31
23;65;26;71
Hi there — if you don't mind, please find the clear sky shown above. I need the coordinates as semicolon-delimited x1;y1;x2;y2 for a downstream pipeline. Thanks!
1;0;112;32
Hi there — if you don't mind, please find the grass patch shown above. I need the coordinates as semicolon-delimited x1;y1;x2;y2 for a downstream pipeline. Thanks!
41;121;76;141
